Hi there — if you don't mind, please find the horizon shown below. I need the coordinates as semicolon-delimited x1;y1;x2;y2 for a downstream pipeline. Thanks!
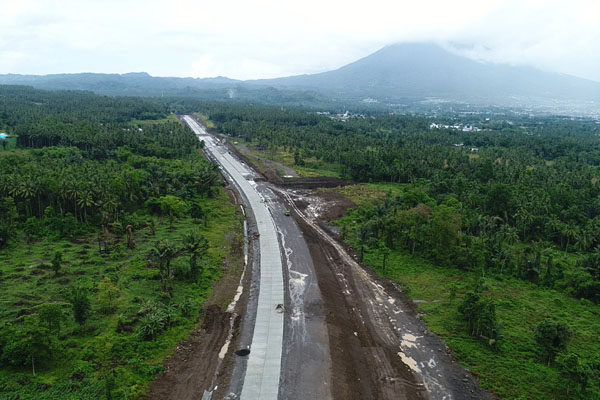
1;0;599;82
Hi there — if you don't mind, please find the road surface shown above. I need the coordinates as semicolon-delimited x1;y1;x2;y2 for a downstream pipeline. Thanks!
184;116;285;399
182;115;493;400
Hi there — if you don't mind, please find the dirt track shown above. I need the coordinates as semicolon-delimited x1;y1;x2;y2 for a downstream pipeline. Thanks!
281;189;495;400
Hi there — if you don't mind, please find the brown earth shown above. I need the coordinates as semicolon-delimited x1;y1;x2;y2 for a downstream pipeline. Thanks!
282;189;494;400
312;190;356;221
292;203;426;400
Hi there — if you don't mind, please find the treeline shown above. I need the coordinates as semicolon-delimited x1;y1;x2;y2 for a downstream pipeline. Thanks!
345;188;599;301
15;119;198;159
0;85;167;127
0;147;218;245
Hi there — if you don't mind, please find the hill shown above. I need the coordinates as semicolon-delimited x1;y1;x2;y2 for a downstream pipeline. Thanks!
252;43;600;108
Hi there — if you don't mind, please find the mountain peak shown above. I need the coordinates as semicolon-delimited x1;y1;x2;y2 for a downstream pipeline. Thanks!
259;42;600;107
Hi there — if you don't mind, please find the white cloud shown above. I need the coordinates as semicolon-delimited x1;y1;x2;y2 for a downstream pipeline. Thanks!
0;0;598;81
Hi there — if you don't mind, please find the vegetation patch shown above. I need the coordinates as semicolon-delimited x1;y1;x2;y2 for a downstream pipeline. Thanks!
0;87;241;399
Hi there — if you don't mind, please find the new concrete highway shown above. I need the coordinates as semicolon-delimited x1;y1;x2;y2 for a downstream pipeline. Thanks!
183;116;284;399
181;115;489;400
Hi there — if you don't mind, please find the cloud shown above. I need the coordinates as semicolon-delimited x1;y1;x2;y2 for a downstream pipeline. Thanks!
0;0;598;81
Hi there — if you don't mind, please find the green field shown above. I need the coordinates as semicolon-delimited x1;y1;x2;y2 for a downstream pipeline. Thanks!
0;188;240;399
227;136;342;178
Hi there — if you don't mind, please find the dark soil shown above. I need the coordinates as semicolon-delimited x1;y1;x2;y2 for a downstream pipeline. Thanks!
148;306;234;400
294;211;426;400
289;190;495;400
314;190;356;221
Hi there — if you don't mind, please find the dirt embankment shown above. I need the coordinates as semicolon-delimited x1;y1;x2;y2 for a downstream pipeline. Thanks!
149;306;237;400
293;207;427;400
149;188;248;400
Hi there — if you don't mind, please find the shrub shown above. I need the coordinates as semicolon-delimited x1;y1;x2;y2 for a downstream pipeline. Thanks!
535;319;571;365
458;291;500;346
68;287;92;325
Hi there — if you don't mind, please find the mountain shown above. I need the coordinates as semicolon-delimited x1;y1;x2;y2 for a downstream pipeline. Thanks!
251;43;600;108
0;43;598;113
0;72;240;96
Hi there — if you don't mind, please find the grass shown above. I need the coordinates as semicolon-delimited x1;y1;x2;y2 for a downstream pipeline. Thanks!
324;183;408;207
227;136;342;178
335;184;600;400
0;187;242;399
131;113;179;126
192;113;215;130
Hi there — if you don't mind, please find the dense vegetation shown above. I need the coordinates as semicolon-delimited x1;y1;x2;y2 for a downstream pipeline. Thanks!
204;103;600;399
206;104;600;301
0;86;240;399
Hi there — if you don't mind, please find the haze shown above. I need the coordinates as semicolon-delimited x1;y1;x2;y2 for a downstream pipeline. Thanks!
1;0;599;82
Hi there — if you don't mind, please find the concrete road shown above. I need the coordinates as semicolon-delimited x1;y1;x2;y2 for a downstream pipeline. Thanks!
183;116;332;399
183;116;285;400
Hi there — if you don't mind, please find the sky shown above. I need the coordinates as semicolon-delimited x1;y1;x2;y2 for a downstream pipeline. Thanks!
0;0;598;82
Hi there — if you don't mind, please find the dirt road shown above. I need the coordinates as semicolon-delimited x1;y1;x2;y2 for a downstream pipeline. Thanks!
278;188;494;400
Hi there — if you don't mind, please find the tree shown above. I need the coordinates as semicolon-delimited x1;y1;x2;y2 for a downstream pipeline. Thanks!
98;277;119;313
293;149;305;166
69;287;91;325
0;197;17;248
556;353;592;397
158;195;186;229
149;239;179;291
51;251;63;276
125;224;135;249
0;315;54;375
190;198;210;227
358;224;371;262
38;303;65;334
380;245;391;273
458;291;499;345
534;318;571;365
181;230;209;281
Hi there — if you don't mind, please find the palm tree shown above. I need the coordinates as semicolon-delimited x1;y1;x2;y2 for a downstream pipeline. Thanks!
358;225;371;261
515;206;534;240
149;240;179;292
76;190;95;222
497;224;519;247
561;224;579;251
181;231;208;280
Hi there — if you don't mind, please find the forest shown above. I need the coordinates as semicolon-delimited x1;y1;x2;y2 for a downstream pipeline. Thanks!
1;87;599;399
0;87;240;399
201;102;600;399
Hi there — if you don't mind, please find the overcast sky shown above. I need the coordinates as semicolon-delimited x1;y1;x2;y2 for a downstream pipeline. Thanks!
0;0;598;82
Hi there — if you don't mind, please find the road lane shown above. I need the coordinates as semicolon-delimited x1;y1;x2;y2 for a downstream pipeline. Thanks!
183;116;284;400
